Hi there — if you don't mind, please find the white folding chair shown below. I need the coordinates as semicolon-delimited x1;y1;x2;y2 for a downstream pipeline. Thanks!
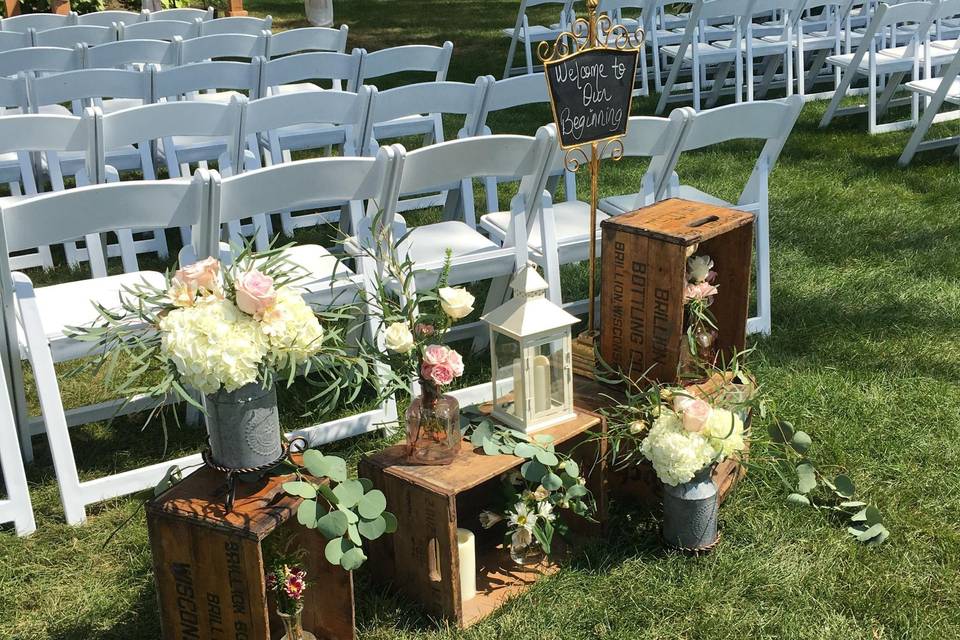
366;128;557;345
96;98;248;246
475;74;577;213
899;46;960;163
501;0;575;77
356;42;453;142
268;25;348;57
145;7;214;22
260;48;362;97
244;87;374;235
0;45;81;83
1;12;76;33
599;0;649;94
119;18;201;42
210;148;402;446
481;112;690;316
0;172;213;525
657;0;756;113
363;79;491;217
789;0;851;99
733;0;797;100
33;24;117;48
0;31;34;54
820;1;938;133
668;96;803;336
0;348;35;536
179;31;270;63
76;9;148;27
199;15;273;36
83;37;180;69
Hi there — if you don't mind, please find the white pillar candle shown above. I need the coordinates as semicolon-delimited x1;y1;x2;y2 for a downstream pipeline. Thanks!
512;359;524;417
456;528;477;601
533;354;551;413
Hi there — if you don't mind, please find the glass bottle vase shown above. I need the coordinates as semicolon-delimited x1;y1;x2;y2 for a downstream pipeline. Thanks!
278;606;317;640
405;380;461;465
509;542;544;567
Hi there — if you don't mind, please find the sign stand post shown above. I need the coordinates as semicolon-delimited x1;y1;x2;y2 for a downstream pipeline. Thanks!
539;0;643;377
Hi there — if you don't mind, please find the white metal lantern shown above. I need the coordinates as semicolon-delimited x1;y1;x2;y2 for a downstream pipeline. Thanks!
481;265;578;434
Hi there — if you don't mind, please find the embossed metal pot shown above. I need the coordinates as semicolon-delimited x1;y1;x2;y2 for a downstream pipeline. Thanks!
205;382;282;470
662;466;719;551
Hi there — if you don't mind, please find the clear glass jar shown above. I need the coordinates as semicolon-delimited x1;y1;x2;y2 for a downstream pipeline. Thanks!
405;380;461;465
509;542;544;567
278;606;317;640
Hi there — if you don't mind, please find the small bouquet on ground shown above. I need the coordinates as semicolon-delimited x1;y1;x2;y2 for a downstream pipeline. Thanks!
266;563;308;616
682;252;720;373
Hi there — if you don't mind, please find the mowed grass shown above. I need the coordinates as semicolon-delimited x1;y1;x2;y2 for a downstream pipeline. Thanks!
2;0;960;638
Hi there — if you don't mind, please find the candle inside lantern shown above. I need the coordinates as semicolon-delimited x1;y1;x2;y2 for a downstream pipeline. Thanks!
512;359;524;416
533;354;550;413
456;528;477;601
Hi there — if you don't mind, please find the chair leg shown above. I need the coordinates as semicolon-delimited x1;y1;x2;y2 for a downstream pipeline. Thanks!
820;66;856;128
868;70;878;134
706;61;732;108
503;34;519;79
754;203;772;336
875;70;905;118
898;89;947;166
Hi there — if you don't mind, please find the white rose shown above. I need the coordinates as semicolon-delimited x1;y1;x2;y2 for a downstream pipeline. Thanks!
439;287;475;320
384;322;415;354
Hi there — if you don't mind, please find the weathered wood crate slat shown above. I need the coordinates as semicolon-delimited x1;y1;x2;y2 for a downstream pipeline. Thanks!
359;409;606;628
146;466;355;640
599;198;754;384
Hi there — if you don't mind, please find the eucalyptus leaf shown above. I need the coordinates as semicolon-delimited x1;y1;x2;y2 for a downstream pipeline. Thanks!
318;483;339;505
790;431;812;454
563;460;580;477
535;449;559;466
358;515;387;540
347;523;362;546
514;442;539;459
383;511;398;534
834;474;855;498
316;510;349;539
856;523;886;542
283;481;318;500
521;460;548;482
297;499;318;528
302;449;327;478
314;456;348;483
358;489;387;519
866;525;890;545
333;479;365;508
359;478;374;492
324;537;351;565
796;463;817;494
786;493;811;506
769;420;794;443
469;421;493;447
340;547;367;571
567;484;589;498
483;439;501;456
338;504;359;524
864;505;883;526
541;472;563;491
533;434;554;444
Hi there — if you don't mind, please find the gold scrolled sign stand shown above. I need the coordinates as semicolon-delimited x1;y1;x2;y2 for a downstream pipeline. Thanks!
538;0;643;378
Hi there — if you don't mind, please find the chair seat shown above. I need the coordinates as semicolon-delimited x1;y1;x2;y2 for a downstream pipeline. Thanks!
397;220;498;264
501;25;565;42
672;184;732;208
271;82;323;95
597;193;651;217
100;97;144;114
19;271;166;359
37;104;72;117
281;244;358;295
881;43;957;65
905;77;960;102
662;41;739;62
271;122;348;151
787;32;841;51
826;49;918;72
480;200;600;253
191;90;245;105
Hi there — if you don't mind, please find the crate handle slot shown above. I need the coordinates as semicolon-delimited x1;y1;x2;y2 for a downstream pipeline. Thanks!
427;538;441;582
687;215;720;228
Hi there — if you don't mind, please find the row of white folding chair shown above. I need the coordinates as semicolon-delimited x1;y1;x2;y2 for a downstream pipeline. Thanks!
502;0;575;78
0;7;208;34
899;34;960;162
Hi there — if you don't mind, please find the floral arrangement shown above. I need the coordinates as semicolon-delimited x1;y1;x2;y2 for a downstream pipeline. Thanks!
682;252;719;368
266;563;308;616
68;244;368;427
465;413;594;558
640;391;746;486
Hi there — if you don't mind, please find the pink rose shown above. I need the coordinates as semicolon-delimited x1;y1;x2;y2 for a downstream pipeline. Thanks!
415;323;435;337
174;256;220;293
235;269;277;318
423;344;451;366
683;281;719;304
446;349;464;377
424;362;455;386
676;397;712;433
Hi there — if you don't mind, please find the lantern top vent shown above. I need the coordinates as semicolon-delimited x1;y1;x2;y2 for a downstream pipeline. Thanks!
481;265;579;341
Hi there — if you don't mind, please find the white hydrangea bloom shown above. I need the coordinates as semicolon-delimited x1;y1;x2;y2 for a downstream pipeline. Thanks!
640;410;716;486
260;287;325;369
159;298;268;394
703;408;746;460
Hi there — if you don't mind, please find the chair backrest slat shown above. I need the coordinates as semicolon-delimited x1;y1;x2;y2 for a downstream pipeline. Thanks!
368;79;488;135
83;38;180;68
199;15;273;36
119;18;201;42
243;87;371;137
153;59;260;98
146;7;214;22
34;24;117;49
77;10;147;27
260;50;362;92
0;32;34;54
0;113;90;155
0;74;29;110
358;41;453;84
269;25;348;57
28;68;150;109
2;13;76;33
0;46;80;77
179;32;269;63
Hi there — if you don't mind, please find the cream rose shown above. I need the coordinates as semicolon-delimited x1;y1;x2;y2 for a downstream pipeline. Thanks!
439;287;475;320
384;322;415;354
235;270;277;318
675;396;713;433
174;256;221;293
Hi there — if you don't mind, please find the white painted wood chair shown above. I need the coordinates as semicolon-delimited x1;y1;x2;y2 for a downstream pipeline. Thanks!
669;96;804;336
0;31;34;54
656;0;756;113
268;25;348;57
646;0;697;94
208;148;402;446
200;15;273;36
363;78;491;217
598;0;649;94
731;0;797;100
145;7;214;22
179;31;270;63
368;128;557;345
475;73;577;214
820;1;938;133
501;0;575;78
1;12;76;33
0;350;35;537
482;112;691;316
119;18;202;42
76;9;148;27
259;48;361;98
33;24;118;48
898;46;960;164
789;0;850;99
0;169;213;526
83;37;180;70
243;87;374;235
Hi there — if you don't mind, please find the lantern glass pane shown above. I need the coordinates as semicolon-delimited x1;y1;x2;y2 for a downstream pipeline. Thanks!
531;336;566;417
493;330;523;419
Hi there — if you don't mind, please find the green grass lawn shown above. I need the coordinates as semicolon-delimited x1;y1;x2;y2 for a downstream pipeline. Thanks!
2;0;960;638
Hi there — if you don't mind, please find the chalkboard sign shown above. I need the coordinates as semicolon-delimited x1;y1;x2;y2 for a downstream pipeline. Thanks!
544;47;639;149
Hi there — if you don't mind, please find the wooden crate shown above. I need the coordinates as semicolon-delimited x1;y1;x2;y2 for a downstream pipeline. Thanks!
359;409;606;628
146;466;355;640
599;198;754;384
573;374;747;508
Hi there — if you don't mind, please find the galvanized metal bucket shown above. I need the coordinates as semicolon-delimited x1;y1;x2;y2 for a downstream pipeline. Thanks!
662;466;719;551
204;382;282;470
